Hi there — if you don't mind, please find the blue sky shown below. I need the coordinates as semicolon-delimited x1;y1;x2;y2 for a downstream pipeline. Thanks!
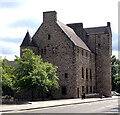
0;0;119;60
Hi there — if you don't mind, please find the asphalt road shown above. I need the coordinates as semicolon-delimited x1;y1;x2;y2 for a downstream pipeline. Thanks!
20;98;119;113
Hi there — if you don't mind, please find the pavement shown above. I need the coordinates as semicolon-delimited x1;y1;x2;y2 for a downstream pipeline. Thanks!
0;96;118;113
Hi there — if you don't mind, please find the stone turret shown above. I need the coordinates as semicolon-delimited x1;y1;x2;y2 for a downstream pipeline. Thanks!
20;31;32;47
20;31;38;57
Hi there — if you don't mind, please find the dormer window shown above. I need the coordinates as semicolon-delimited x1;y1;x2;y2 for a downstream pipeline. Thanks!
48;34;51;40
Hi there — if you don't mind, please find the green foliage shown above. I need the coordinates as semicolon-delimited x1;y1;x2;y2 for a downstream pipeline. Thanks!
0;57;2;96
1;58;15;96
111;55;120;92
14;49;59;99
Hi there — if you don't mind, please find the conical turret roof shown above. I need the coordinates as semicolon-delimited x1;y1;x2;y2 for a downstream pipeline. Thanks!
20;31;33;47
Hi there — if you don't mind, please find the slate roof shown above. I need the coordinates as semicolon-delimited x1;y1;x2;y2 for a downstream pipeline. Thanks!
84;26;109;35
20;31;34;47
57;21;91;52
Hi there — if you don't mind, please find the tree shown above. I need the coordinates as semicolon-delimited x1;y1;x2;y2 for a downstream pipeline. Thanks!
1;58;15;96
0;57;2;97
29;61;59;100
14;49;59;100
111;55;120;92
115;58;120;92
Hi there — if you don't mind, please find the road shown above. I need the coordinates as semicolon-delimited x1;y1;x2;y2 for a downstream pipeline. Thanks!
19;99;119;113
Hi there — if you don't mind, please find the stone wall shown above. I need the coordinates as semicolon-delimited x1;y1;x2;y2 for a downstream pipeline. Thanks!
95;34;111;97
74;46;96;98
32;13;77;98
86;33;112;97
20;11;112;99
20;46;38;57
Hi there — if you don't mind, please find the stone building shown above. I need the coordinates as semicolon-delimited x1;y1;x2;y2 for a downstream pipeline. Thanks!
20;11;112;98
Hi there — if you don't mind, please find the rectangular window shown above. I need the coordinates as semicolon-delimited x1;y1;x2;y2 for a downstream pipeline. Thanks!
65;73;68;78
90;54;92;59
52;47;58;54
82;86;84;93
56;47;58;53
52;47;55;54
41;48;46;54
82;67;84;79
86;52;88;57
61;86;67;95
44;48;46;54
90;86;92;93
38;47;40;55
86;86;88;94
41;49;43;55
86;68;88;79
90;69;92;79
98;43;101;48
48;34;51;40
82;50;84;55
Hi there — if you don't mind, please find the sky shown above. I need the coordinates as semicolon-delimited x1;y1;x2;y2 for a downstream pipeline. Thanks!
0;0;119;60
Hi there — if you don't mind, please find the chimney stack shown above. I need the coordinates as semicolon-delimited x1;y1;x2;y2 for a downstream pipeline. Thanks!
43;11;57;23
107;22;111;27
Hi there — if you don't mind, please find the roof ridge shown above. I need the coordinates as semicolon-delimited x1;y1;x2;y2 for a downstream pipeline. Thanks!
84;26;107;29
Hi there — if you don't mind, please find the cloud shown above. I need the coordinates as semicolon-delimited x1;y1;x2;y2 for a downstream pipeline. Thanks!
0;0;26;9
9;18;40;29
1;48;16;55
112;33;118;51
0;37;22;44
0;41;19;56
